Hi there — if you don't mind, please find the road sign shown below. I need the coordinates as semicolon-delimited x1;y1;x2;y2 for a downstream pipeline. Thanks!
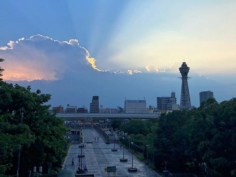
107;166;116;172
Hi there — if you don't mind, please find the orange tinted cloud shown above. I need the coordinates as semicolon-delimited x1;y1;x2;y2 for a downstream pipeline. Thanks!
0;35;101;81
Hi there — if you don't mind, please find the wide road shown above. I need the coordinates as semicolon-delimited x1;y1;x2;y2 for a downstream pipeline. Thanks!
63;128;161;177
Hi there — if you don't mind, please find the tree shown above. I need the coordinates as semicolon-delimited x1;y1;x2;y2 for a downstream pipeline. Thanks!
153;98;236;176
0;58;4;80
122;120;148;136
111;120;122;130
0;80;68;176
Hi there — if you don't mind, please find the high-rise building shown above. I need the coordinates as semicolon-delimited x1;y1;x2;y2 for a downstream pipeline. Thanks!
90;96;99;113
179;62;191;110
199;91;214;105
157;92;177;111
124;100;147;113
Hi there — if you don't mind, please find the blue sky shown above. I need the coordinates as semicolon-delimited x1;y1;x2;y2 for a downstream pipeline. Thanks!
0;1;236;108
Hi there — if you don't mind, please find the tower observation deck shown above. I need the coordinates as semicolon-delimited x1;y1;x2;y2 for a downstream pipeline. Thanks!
179;62;191;110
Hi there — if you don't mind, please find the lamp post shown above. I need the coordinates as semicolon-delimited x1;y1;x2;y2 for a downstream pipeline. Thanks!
120;137;127;162
80;127;83;144
77;145;85;174
33;166;42;176
131;142;134;168
111;136;117;151
128;137;131;149
146;144;149;165
122;137;125;158
77;140;85;169
128;142;137;172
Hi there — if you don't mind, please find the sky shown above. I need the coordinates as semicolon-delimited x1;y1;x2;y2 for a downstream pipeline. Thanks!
0;0;236;109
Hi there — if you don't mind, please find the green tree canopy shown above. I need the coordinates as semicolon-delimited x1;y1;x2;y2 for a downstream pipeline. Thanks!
122;120;149;136
154;98;236;176
0;79;68;176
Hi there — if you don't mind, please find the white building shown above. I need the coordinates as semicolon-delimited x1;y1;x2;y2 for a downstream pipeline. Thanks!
124;100;147;113
66;104;77;113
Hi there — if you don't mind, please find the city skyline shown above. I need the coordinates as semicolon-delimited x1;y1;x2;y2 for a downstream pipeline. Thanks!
0;1;235;108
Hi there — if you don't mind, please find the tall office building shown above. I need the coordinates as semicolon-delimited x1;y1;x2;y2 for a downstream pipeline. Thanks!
179;62;191;110
124;100;147;113
157;92;177;111
90;96;99;113
199;91;214;105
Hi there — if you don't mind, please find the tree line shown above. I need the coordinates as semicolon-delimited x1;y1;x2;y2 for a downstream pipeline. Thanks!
120;98;236;177
0;59;68;177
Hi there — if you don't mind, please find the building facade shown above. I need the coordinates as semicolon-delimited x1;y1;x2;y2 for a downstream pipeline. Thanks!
157;92;177;111
77;107;88;113
199;91;214;105
100;108;118;114
90;96;99;113
124;100;147;113
52;105;64;113
66;104;77;113
179;62;191;110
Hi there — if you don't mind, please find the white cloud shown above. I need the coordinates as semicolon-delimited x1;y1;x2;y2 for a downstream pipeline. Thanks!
127;70;133;75
127;69;142;75
146;65;159;72
133;70;142;74
0;34;101;81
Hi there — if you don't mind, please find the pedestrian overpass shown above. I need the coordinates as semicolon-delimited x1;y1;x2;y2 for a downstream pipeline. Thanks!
56;113;160;121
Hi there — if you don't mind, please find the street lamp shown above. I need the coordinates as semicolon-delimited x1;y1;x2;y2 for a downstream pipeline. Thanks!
111;136;117;151
80;127;83;144
120;137;128;162
77;145;85;174
128;137;131;149
33;166;42;176
128;142;137;172
146;144;149;165
111;131;117;151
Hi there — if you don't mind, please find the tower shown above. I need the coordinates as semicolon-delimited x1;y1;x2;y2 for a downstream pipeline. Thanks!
179;62;191;110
